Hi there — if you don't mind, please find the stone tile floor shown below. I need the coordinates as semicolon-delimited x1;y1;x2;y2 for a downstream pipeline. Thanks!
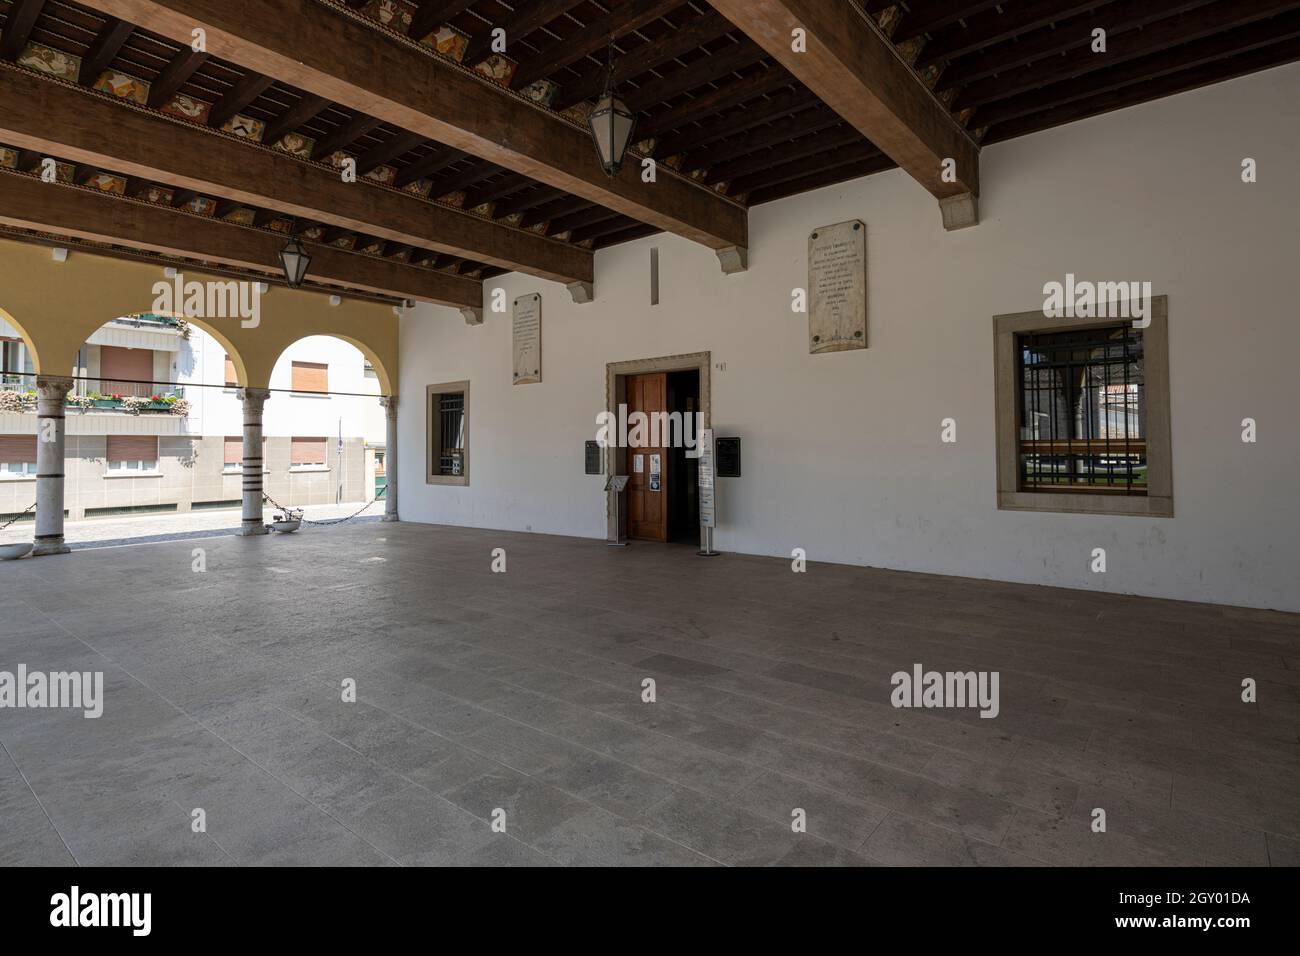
1;522;1297;866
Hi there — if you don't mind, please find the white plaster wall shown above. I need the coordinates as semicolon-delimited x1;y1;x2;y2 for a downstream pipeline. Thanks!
399;63;1300;612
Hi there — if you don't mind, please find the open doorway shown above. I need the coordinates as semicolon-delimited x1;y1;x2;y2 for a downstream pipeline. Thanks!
604;352;710;547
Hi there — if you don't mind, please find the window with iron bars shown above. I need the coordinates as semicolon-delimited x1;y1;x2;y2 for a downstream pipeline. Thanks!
1017;324;1146;495
438;393;465;477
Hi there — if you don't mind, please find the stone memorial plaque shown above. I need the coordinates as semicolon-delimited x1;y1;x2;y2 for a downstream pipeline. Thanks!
808;219;866;354
584;440;602;475
512;293;542;385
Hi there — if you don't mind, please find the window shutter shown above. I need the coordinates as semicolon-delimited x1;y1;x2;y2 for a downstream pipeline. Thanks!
100;346;154;395
224;354;237;387
223;436;242;465
107;435;158;463
0;435;37;462
291;437;327;465
291;361;328;393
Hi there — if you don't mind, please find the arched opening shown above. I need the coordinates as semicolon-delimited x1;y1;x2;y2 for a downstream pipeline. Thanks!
1;307;41;538
12;311;257;542
261;334;390;516
0;305;41;378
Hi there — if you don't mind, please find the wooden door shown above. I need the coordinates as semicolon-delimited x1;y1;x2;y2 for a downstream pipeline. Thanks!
624;372;667;542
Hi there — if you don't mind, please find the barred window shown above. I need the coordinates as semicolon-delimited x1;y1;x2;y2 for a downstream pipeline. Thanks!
1018;325;1145;495
993;297;1172;518
437;393;465;477
426;381;470;486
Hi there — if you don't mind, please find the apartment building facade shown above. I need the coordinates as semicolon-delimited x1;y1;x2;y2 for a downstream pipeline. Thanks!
0;315;384;521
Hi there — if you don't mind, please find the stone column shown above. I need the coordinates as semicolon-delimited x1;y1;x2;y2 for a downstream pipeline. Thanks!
380;395;398;522
33;376;74;556
238;387;270;536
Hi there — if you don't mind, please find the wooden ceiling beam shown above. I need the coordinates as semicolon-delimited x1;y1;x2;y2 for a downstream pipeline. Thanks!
703;123;863;183
745;152;896;206
511;0;688;90
0;170;481;306
0;0;47;61
78;16;136;84
892;1;1005;45
593;222;659;248
520;194;595;229
550;205;623;234
638;65;794;138
310;111;383;161
625;38;766;111
937;0;1216;91
974;11;1300;128
729;141;882;195
570;215;642;244
79;0;747;264
461;172;534;212
428;161;502;200
261;92;331;145
146;47;209;108
678;105;845;172
0;68;592;286
955;0;1300;111
408;0;477;42
354;129;427;175
917;0;1105;67
392;146;466;187
462;0;587;68
654;85;821;156
708;0;980;229
492;184;566;220
208;70;275;127
982;34;1300;145
551;8;737;111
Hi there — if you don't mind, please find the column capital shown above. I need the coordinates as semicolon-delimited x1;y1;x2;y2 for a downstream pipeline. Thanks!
379;395;398;411
35;375;75;397
237;387;271;410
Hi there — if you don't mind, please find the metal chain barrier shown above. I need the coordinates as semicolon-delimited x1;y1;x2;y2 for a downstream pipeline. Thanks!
262;486;386;527
0;502;37;532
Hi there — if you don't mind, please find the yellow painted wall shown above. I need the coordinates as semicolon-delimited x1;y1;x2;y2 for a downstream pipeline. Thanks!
0;239;399;392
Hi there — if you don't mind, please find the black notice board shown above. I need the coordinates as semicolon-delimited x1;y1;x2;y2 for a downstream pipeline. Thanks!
584;440;602;475
716;437;741;477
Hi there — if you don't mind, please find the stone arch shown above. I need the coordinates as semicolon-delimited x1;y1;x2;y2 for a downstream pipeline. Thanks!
268;332;394;396
0;305;41;374
0;240;399;393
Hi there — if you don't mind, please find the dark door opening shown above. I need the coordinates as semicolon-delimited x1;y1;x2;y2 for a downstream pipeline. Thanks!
666;369;700;543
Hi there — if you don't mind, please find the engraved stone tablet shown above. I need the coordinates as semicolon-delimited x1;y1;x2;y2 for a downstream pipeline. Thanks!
512;293;542;385
808;219;866;354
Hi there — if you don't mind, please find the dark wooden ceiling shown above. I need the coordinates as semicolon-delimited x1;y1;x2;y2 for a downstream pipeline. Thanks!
2;0;1297;297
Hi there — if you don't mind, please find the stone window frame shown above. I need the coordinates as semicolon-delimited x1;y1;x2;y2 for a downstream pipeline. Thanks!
992;296;1173;518
426;380;470;487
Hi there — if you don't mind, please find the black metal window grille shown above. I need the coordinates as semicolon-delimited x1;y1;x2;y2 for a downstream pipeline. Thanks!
438;392;465;476
1017;324;1146;495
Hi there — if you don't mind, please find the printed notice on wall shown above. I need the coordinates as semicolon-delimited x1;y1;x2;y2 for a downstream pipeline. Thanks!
698;428;715;528
808;219;866;354
513;293;542;385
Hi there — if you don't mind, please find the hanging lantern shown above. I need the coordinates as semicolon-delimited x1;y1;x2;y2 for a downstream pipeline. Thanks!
278;238;311;288
586;43;637;177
